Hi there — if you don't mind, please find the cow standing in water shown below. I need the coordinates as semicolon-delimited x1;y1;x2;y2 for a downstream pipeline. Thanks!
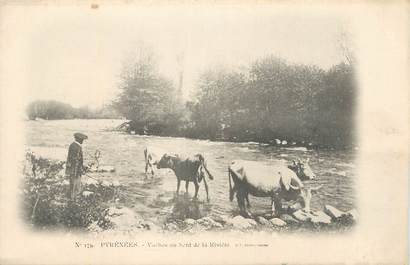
228;158;321;217
156;153;214;201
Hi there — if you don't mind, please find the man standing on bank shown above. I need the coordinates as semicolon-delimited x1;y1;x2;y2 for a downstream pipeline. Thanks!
66;132;88;200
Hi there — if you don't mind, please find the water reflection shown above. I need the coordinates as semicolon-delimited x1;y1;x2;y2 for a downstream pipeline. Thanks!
168;194;212;221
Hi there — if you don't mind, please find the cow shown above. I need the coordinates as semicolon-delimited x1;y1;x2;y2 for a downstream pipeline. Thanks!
143;147;167;178
241;158;316;208
228;159;321;217
156;153;214;201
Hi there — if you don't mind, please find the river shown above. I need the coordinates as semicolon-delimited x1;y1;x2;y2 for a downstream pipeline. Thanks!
25;119;356;224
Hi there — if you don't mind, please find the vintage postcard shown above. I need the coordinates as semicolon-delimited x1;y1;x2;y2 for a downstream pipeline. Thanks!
0;1;408;264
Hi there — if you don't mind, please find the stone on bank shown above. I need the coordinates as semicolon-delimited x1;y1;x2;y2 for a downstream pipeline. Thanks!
324;205;345;219
270;218;287;227
226;216;257;229
255;216;272;226
310;211;332;224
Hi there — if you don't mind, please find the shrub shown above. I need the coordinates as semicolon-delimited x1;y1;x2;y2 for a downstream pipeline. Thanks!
22;151;113;231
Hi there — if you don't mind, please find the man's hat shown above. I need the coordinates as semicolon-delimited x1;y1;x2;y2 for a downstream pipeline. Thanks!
74;132;88;140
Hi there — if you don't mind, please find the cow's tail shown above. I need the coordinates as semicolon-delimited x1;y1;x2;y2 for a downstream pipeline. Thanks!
228;167;234;202
198;154;214;180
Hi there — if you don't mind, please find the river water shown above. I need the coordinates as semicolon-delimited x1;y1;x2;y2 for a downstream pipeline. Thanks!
25;119;356;223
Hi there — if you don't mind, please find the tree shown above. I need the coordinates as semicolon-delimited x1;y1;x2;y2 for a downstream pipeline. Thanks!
26;100;75;120
338;29;356;67
187;55;356;148
247;56;325;141
113;45;183;134
314;62;356;147
187;67;248;139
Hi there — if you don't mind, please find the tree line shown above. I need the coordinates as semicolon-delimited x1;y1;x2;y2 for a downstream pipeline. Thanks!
114;50;356;149
27;49;356;149
26;100;120;120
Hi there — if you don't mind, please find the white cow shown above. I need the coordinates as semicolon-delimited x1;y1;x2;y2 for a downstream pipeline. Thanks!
143;146;167;178
228;159;320;217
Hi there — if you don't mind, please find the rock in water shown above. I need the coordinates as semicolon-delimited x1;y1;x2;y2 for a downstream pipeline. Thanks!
256;216;271;226
347;209;358;221
310;211;332;224
196;217;223;229
270;218;286;227
184;218;196;225
292;209;311;222
280;214;299;224
209;214;229;225
324;205;346;219
227;216;257;229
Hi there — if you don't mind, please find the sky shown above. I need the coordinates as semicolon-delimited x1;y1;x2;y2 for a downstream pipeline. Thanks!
14;5;349;108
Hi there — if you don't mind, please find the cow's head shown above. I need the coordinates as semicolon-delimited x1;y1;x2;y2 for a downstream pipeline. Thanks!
280;173;323;213
156;154;175;169
289;158;316;180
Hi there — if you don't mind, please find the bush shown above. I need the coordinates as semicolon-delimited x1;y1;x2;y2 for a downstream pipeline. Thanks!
22;151;113;230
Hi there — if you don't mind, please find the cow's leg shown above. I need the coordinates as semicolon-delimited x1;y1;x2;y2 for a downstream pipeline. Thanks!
193;179;199;200
176;178;181;196
236;192;245;215
202;176;209;202
271;198;275;216
245;193;251;208
145;163;149;178
238;189;251;218
151;164;154;177
271;197;282;217
185;181;189;193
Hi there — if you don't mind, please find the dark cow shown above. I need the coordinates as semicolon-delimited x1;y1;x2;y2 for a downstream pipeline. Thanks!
228;159;321;217
156;153;214;201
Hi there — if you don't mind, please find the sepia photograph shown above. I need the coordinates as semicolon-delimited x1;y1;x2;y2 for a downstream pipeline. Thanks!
22;5;357;235
0;1;408;265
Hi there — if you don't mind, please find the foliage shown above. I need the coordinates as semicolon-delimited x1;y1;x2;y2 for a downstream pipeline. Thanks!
28;48;356;149
26;100;121;120
187;57;356;148
113;46;356;148
22;152;113;230
113;46;184;135
26;100;75;120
